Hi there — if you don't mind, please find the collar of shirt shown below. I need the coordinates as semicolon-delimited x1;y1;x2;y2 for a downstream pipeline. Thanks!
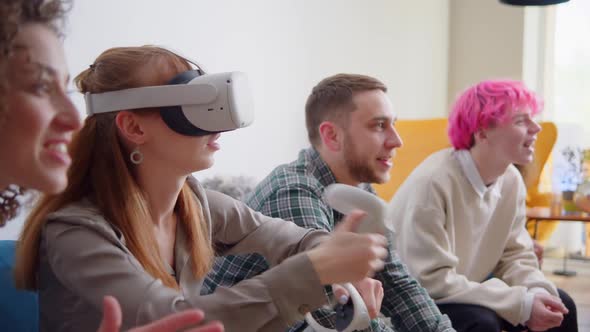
454;149;501;199
302;147;339;188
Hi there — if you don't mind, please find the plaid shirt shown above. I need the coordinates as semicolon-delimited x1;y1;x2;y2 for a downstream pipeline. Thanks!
203;148;454;332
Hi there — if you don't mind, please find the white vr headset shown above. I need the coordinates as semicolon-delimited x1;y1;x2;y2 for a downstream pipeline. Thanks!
84;70;254;136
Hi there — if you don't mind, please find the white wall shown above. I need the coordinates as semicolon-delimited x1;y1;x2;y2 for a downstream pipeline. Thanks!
448;0;526;104
63;0;450;181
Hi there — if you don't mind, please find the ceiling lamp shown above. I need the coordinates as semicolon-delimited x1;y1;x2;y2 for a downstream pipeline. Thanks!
500;0;569;5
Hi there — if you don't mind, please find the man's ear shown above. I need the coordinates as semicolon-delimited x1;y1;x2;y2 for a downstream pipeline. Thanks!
318;121;343;152
115;111;148;145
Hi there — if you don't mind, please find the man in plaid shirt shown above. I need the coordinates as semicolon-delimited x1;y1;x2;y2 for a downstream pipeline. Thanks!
203;74;454;331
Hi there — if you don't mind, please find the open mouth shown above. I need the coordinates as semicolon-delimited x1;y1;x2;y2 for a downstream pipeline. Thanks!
523;139;536;149
377;156;393;168
43;140;71;165
45;142;68;153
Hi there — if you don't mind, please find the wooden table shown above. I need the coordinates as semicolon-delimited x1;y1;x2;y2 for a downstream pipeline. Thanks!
527;208;590;239
526;208;590;276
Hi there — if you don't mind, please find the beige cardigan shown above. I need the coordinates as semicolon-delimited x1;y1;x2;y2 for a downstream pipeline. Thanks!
38;179;329;332
389;149;557;326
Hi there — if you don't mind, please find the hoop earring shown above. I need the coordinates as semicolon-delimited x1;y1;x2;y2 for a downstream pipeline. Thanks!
130;147;144;165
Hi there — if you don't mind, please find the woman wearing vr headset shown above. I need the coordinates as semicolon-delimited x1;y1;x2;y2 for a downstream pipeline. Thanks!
1;1;223;331
14;44;388;331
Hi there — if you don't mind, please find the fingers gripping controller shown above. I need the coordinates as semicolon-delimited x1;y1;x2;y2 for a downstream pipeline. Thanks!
305;184;393;331
305;283;370;332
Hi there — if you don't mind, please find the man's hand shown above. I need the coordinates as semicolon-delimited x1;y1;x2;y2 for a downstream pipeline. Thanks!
353;278;384;319
332;278;384;319
98;296;224;332
526;293;568;331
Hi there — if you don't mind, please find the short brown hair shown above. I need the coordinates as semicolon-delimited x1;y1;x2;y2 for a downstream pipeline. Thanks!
305;73;387;147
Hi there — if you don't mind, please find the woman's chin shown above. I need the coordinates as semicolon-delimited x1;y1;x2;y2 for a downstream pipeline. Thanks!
190;158;215;173
34;173;68;194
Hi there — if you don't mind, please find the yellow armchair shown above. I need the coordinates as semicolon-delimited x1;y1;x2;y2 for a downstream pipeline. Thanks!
520;122;559;244
376;120;558;245
374;118;451;201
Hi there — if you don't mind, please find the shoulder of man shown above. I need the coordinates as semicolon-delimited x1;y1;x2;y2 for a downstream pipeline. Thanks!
247;162;324;206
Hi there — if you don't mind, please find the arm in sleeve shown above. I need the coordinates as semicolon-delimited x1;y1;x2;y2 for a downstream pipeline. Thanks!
43;219;327;332
397;200;533;326
251;185;353;330
493;192;558;296
205;189;329;264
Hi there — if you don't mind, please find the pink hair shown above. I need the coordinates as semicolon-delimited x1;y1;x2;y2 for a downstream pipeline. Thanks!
448;80;543;150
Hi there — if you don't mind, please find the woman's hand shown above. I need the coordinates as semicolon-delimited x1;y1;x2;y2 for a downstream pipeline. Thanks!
98;296;224;332
308;210;388;285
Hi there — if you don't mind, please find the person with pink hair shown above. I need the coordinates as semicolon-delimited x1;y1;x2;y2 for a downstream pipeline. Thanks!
388;80;578;332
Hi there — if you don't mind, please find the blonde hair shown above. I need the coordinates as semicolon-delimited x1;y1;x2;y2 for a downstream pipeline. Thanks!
15;46;214;290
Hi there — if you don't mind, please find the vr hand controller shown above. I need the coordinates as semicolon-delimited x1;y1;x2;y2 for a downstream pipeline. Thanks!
323;183;392;235
305;184;394;331
304;283;370;332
